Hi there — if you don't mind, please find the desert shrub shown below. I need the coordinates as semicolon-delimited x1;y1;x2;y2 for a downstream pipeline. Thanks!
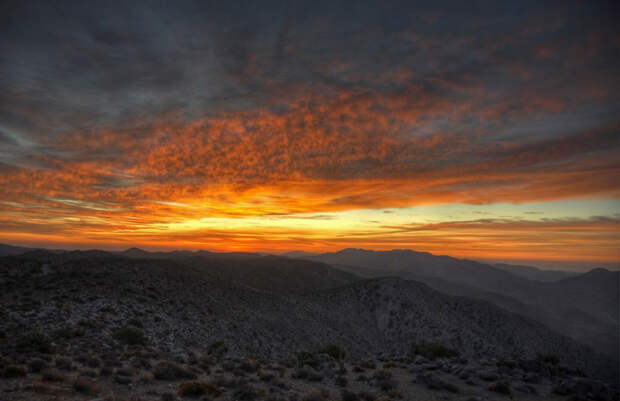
341;390;358;401
77;318;98;329
536;352;560;365
72;378;97;394
85;356;101;368
232;382;265;400
335;375;348;387
17;332;52;353
296;350;321;369
28;358;47;373
373;369;397;392
410;341;459;360
207;341;228;357
138;372;154;383
54;326;84;339
258;370;275;382
383;361;398;369
154;361;196;381
357;391;377;401
99;366;113;376
161;393;175;401
131;356;151;370
55;356;73;370
178;380;221;397
128;318;143;328
41;368;66;382
80;369;97;378
360;360;377;369
115;367;134;376
441;380;460;393
3;364;27;378
308;370;323;382
302;389;330;401
497;358;517;369
372;369;392;381
31;381;54;394
292;366;310;380
112;327;147;345
239;358;260;373
320;344;347;361
489;381;512;395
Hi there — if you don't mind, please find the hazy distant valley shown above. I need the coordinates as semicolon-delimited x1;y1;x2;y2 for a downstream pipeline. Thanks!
0;245;617;401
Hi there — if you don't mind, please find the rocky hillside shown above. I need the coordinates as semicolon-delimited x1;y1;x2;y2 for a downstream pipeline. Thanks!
1;252;616;380
307;248;619;357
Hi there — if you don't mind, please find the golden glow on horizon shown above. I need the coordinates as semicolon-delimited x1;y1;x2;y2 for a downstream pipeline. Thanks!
1;201;618;266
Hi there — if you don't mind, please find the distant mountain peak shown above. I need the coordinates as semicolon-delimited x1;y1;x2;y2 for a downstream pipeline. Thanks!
125;247;147;252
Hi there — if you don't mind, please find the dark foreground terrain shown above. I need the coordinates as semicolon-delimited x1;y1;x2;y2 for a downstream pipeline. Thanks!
0;249;618;400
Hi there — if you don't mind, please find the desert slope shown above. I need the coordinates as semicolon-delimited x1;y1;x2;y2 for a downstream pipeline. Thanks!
307;248;619;357
1;252;616;383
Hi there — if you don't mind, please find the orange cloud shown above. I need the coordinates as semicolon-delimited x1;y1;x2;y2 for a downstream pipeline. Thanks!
0;88;618;262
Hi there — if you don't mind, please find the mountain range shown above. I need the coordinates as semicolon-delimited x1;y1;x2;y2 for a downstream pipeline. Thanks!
0;244;617;399
300;248;619;358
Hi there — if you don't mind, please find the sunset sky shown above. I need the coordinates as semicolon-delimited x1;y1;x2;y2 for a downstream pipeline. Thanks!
0;1;618;270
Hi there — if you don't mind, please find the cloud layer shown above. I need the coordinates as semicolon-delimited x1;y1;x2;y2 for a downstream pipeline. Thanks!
0;0;618;266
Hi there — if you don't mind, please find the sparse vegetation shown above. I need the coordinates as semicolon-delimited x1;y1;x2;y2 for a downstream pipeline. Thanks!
41;368;66;382
113;327;147;345
2;364;26;378
410;341;459;360
0;247;614;400
297;350;321;369
28;358;47;373
536;352;560;365
178;380;221;397
302;389;331;401
207;341;228;357
320;344;347;360
335;375;348;387
373;369;398;392
489;380;512;395
341;390;359;401
55;356;73;370
154;361;196;381
72;377;98;394
16;332;52;353
232;381;265;400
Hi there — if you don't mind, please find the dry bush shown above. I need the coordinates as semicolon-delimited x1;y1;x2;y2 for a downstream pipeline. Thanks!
2;364;27;378
178;380;222;397
72;377;98;394
41;368;66;382
153;361;196;381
